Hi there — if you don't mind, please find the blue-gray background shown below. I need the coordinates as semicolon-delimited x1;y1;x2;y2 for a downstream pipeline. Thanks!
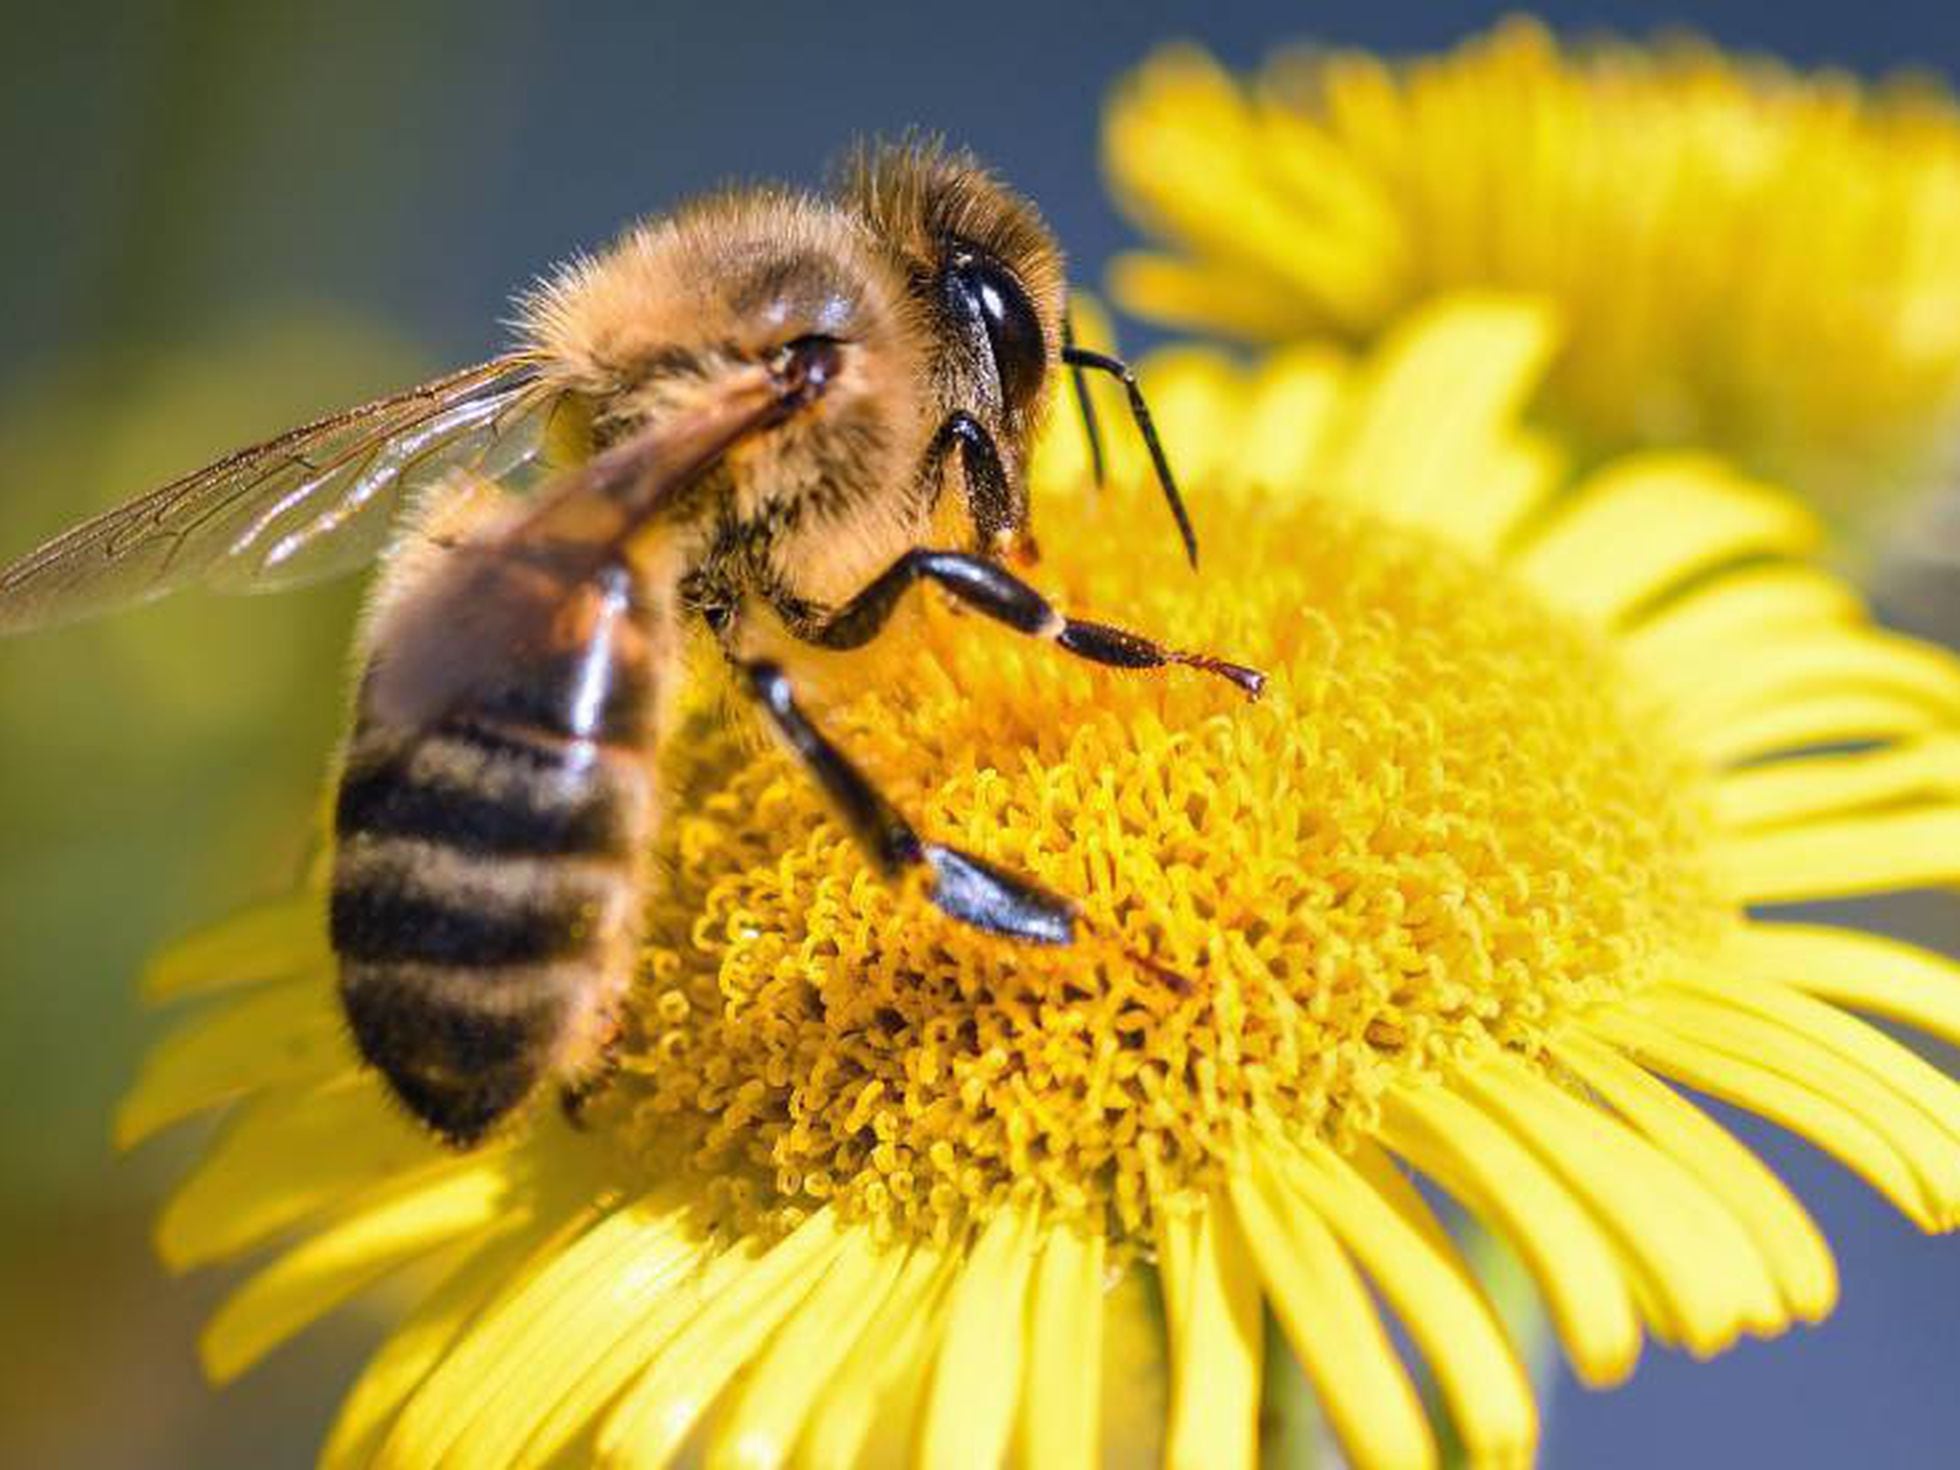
0;3;1953;1466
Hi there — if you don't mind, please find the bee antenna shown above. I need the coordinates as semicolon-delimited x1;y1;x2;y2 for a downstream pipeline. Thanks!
1059;344;1198;570
1060;306;1107;493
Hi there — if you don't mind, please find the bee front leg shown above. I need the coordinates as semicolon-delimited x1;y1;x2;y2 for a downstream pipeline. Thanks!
783;548;1265;699
737;659;1076;945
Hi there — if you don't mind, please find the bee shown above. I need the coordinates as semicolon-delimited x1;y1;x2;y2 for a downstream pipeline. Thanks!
0;141;1260;1146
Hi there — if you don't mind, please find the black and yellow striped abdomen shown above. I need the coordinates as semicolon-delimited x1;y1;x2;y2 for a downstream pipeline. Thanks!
332;558;665;1146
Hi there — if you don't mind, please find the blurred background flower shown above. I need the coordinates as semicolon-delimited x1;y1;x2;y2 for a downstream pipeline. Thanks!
4;3;1960;1468
1105;17;1960;554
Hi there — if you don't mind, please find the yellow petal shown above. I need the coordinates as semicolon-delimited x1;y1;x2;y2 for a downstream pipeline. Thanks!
372;1190;632;1469
1157;1200;1260;1470
428;1189;715;1470
794;1244;953;1470
1552;1032;1836;1320
202;1158;514;1384
158;1076;445;1270
116;977;347;1146
1714;738;1960;830
1459;1056;1784;1352
1622;565;1859;675
1108;251;1329;341
600;1209;847;1470
1429;431;1566;560
1236;344;1351;495
1380;1083;1641;1386
1730;922;1960;1050
322;1221;562;1470
1598;1009;1947;1232
1324;294;1559;530
1675;630;1960;745
1515;455;1818;626
1129;348;1247;493
916;1206;1039;1470
1689;688;1945;767
1017;1225;1105;1470
519;1242;756;1469
1347;1138;1460;1260
1227;1159;1438;1470
708;1237;908;1470
1670;974;1960;1153
1717;805;1960;903
1277;1138;1537;1464
142;893;328;1001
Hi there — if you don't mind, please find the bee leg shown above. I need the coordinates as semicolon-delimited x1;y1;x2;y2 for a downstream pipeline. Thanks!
924;411;1031;562
785;549;1265;699
557;1017;625;1131
738;658;1075;945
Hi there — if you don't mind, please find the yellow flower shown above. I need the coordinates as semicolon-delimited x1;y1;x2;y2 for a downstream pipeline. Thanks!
1105;17;1960;540
124;299;1960;1469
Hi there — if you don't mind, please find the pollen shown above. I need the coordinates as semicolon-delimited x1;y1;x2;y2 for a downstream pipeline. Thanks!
611;488;1728;1247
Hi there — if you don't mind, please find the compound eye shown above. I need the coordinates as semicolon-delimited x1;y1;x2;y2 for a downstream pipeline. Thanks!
946;249;1047;414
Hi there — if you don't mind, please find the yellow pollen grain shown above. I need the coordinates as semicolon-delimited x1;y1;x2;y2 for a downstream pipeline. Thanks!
608;490;1727;1248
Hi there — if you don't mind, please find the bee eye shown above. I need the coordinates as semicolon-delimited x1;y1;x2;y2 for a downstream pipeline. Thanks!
944;248;1047;414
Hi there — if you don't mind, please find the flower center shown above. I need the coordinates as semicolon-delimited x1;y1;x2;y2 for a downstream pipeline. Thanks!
609;491;1728;1247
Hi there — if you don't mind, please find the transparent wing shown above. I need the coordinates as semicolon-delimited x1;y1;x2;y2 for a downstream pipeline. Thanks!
0;354;569;635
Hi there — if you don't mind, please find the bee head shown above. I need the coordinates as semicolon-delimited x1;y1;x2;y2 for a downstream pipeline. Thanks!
837;138;1067;553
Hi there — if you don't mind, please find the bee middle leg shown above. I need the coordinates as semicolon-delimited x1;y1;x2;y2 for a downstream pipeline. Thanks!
780;549;1265;698
737;658;1077;945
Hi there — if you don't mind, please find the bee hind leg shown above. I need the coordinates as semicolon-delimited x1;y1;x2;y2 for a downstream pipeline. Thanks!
738;659;1075;945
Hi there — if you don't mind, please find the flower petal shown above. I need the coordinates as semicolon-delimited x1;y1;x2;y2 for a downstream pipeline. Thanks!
599;1209;847;1470
1622;565;1859;674
1714;737;1960;830
1598;1008;1952;1232
1552;1032;1836;1320
371;1192;631;1468
1277;1137;1537;1464
1324;295;1558;533
1669;975;1960;1158
421;1188;714;1470
116;977;346;1146
706;1236;907;1470
1717;805;1960;902
1156;1200;1260;1470
321;1221;564;1470
1459;1055;1784;1352
1515;455;1818;626
1731;922;1960;1049
158;1076;446;1270
1689;689;1946;767
1017;1225;1105;1470
1227;1158;1438;1470
202;1157;516;1384
916;1205;1039;1470
515;1244;755;1469
795;1244;954;1470
1380;1083;1641;1386
143;893;327;1001
1237;345;1350;495
1675;630;1960;746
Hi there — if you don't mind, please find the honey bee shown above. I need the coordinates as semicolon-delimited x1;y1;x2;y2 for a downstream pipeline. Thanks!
0;141;1260;1146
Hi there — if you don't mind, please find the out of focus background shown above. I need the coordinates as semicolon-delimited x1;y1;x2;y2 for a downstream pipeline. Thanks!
1;2;1956;1466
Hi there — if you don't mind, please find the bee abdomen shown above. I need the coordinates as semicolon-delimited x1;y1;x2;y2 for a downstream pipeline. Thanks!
331;724;653;1145
339;955;590;1147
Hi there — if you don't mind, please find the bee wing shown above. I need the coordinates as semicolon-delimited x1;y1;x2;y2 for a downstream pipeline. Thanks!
365;355;822;735
0;354;567;636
